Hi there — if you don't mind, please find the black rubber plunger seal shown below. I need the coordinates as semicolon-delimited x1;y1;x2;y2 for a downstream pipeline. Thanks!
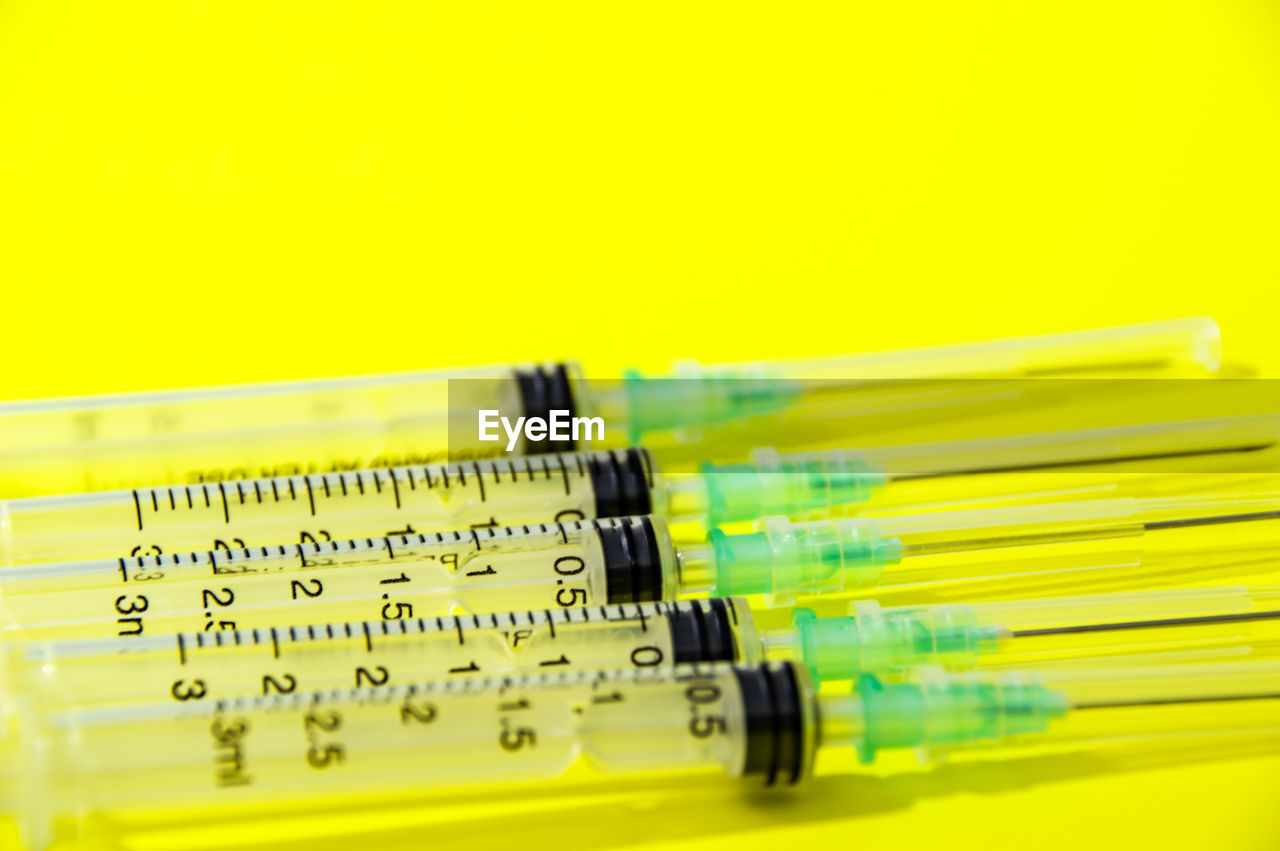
588;449;653;518
515;363;576;453
599;516;664;604
733;663;806;786
669;599;738;664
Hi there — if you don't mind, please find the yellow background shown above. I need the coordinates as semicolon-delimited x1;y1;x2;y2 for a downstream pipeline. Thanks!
1;1;1278;849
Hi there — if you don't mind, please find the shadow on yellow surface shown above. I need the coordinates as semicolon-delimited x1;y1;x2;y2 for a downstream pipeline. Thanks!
63;734;1280;851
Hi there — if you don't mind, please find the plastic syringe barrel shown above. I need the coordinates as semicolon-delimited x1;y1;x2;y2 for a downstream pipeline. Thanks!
3;598;760;709
0;362;590;498
0;448;661;567
0;662;817;848
6;657;1275;847
0;515;686;641
699;413;1280;526
707;493;1280;605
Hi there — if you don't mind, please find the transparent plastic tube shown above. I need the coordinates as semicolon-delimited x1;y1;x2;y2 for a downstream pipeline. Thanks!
4;416;1274;569
0;318;1222;497
2;497;1279;644
1011;659;1280;750
0;664;790;849
698;414;1280;525
0;518;680;642
4;656;1277;849
0;449;663;566
3;599;763;707
9;585;1279;710
754;317;1223;383
932;584;1280;666
611;317;1222;446
831;660;1280;763
707;493;1280;604
0;363;532;497
773;585;1280;682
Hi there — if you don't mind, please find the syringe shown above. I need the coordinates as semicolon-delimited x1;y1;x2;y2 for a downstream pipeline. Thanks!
8;584;1278;708
4;411;1276;566
3;493;1280;641
0;317;1222;497
0;449;661;566
4;658;1277;847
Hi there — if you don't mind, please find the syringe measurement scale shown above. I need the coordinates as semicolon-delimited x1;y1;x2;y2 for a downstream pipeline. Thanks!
0;450;656;566
6;658;1280;849
5;494;1280;643
12;583;1280;708
6;409;1280;567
